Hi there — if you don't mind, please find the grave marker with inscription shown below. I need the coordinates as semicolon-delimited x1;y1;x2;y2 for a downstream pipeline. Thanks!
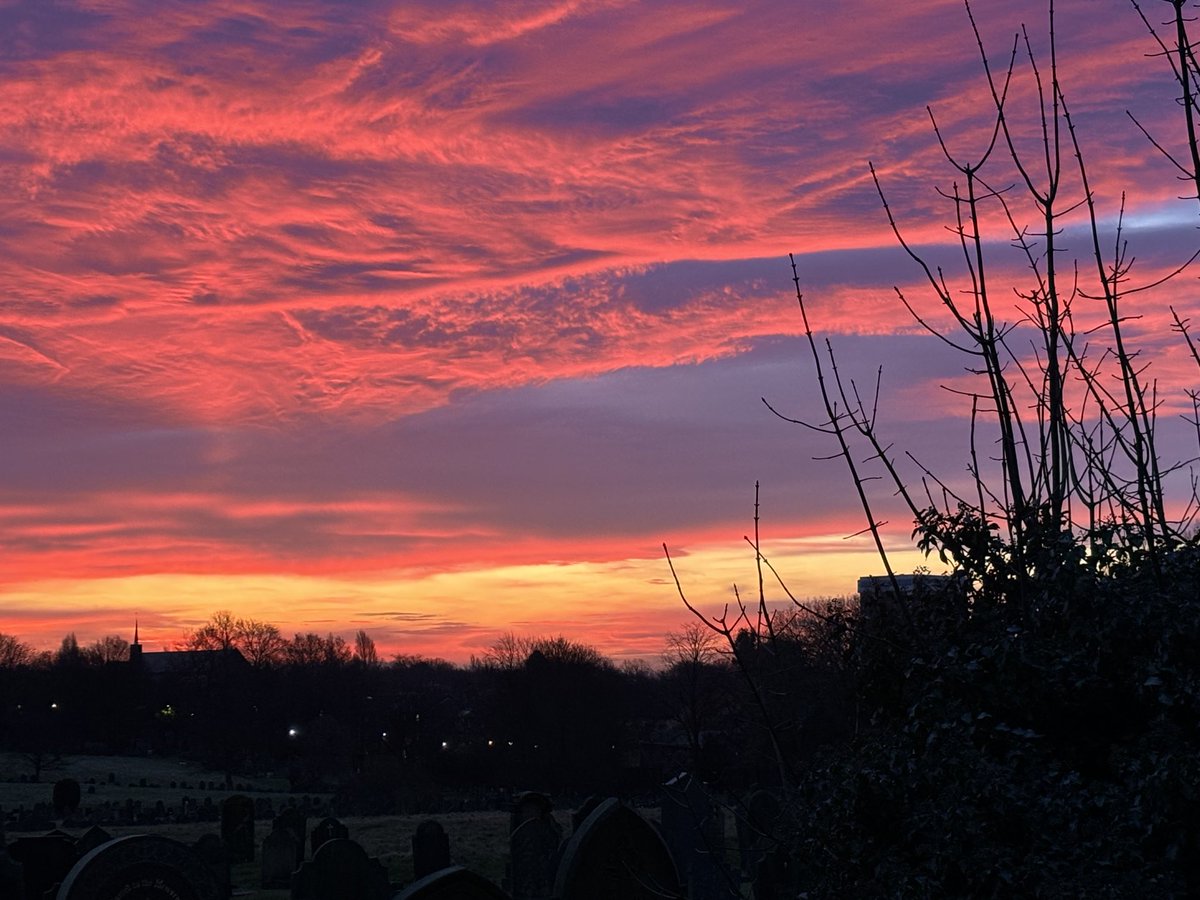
56;835;222;900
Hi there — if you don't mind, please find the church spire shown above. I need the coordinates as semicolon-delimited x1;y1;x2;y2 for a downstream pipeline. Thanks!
130;618;143;666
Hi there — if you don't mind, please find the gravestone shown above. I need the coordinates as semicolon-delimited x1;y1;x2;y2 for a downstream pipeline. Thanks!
394;865;512;899
56;835;222;900
7;832;76;900
411;820;451;880
192;833;231;899
736;790;780;881
220;795;255;863
508;817;560;900
509;792;553;838
290;838;390;900
261;827;300;889
0;836;23;900
661;773;732;900
751;846;798;900
553;799;679;900
273;808;307;867
309;816;348;857
52;780;81;819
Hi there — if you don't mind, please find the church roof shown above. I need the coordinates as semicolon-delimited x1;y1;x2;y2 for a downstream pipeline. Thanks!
136;647;249;677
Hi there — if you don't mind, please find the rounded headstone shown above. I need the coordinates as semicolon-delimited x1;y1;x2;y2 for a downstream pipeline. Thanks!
56;835;221;900
393;865;512;899
554;799;679;900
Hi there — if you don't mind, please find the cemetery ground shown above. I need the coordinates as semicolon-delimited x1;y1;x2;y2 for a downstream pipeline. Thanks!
2;753;728;898
0;753;513;895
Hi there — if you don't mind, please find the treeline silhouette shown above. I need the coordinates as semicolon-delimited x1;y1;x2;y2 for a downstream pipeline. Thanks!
0;607;855;806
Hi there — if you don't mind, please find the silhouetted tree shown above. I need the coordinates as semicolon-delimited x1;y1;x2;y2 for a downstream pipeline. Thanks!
54;633;84;668
238;619;286;668
660;623;734;773
184;610;240;650
86;634;129;665
285;632;351;667
0;633;32;668
667;1;1200;893
353;629;379;666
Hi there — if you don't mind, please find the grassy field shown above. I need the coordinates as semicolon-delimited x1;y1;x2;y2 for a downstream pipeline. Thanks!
0;752;290;807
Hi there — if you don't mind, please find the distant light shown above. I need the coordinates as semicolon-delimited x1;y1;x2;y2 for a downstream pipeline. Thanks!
50;702;58;709
381;732;388;740
507;741;513;747
441;741;448;749
288;728;298;738
487;739;494;747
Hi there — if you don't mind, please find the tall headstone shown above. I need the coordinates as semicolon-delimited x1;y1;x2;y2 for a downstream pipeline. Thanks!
412;820;451;880
52;780;81;820
274;807;308;867
192;833;231;899
554;799;679;900
394;866;512;899
220;795;255;863
508;817;560;900
736;789;780;882
752;846;798;900
261;827;300;889
661;773;733;900
56;835;222;900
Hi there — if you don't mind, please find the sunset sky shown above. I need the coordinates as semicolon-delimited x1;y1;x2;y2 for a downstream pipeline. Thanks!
3;0;1199;662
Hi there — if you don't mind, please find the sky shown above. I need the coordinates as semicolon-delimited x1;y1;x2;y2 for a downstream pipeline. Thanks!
2;0;1199;662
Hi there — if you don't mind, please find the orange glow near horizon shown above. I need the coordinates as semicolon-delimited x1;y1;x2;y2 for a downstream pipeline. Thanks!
3;529;931;662
2;1;1198;663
